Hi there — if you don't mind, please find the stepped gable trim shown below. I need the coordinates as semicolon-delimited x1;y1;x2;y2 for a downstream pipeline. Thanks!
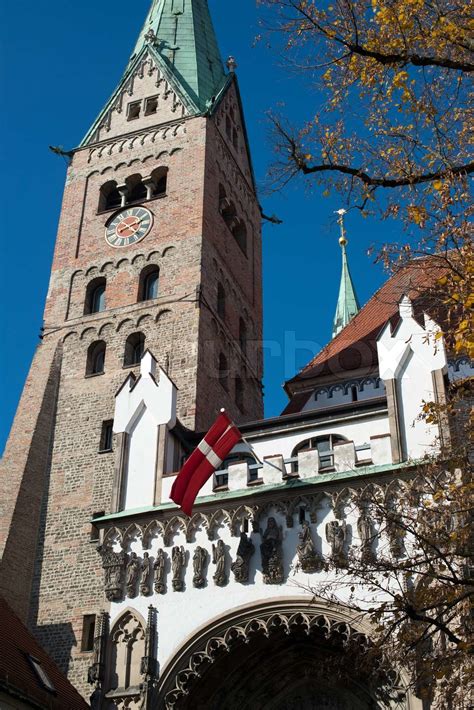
81;45;198;148
0;597;89;710
284;258;448;401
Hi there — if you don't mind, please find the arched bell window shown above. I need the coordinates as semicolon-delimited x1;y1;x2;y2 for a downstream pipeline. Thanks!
150;167;168;198
86;341;106;376
138;266;160;302
99;181;122;212
127;174;147;204
124;332;146;367
85;278;106;315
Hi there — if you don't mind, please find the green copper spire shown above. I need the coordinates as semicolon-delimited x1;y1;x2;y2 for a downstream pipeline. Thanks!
332;210;360;338
130;0;226;111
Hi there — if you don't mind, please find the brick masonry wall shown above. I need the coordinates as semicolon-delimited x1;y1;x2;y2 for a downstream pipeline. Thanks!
0;341;62;623
1;82;264;698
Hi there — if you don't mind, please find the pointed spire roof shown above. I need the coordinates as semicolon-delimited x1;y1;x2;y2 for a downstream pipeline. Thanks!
129;0;226;112
332;210;360;339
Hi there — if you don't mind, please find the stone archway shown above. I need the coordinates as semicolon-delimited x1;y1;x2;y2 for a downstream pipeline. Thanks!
158;600;412;710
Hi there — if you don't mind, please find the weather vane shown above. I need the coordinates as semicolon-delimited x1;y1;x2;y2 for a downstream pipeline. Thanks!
334;208;348;246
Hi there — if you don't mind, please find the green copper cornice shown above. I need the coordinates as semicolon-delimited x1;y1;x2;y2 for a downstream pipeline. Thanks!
130;0;226;112
332;211;360;338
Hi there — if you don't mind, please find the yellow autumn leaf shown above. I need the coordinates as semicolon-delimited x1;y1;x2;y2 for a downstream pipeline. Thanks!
393;71;409;88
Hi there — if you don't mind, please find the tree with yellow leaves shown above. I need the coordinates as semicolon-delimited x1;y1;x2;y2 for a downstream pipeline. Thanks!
259;0;473;356
259;1;473;706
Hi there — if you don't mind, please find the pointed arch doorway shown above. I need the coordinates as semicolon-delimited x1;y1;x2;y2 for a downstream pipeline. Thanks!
159;600;415;710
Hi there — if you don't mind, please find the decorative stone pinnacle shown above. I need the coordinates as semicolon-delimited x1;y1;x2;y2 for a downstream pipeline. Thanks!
226;55;238;72
145;29;157;44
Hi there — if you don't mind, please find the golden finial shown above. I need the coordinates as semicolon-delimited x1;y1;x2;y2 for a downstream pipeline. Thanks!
335;208;348;247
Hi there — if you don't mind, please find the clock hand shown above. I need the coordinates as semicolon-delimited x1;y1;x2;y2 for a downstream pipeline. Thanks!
117;218;141;235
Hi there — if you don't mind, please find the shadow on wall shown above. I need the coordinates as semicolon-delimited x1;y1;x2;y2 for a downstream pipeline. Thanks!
33;622;77;677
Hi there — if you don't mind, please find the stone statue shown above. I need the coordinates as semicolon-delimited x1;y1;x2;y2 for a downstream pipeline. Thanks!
126;552;141;597
296;521;323;573
357;512;376;562
172;546;186;592
326;520;348;567
231;532;255;583
212;540;227;586
387;514;405;558
153;549;166;594
101;550;127;601
260;517;284;584
193;546;207;588
140;552;152;596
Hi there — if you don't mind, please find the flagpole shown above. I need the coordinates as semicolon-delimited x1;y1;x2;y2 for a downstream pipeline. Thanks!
220;408;263;465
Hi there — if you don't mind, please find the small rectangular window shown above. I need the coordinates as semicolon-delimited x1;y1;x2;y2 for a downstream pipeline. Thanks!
299;507;306;524
214;472;229;489
145;96;159;115
248;467;259;482
81;615;96;652
128;101;141;120
99;420;113;452
243;518;249;533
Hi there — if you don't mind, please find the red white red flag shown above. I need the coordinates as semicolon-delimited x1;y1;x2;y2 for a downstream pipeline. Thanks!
170;411;242;516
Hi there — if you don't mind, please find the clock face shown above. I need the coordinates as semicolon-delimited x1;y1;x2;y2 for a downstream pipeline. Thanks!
105;207;153;248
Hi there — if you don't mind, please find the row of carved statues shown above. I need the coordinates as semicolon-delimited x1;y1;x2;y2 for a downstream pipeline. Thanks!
101;514;382;600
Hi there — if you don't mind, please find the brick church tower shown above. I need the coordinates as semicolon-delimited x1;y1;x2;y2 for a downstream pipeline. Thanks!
0;0;262;688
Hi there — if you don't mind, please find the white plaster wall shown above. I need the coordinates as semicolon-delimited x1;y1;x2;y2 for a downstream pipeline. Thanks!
124;406;157;510
377;300;447;461
108;500;393;675
397;351;439;459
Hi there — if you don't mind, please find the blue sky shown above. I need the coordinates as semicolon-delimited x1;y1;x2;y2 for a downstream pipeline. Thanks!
0;0;399;453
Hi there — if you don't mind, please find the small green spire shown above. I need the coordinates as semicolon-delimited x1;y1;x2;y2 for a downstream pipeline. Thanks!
130;0;226;112
332;210;360;338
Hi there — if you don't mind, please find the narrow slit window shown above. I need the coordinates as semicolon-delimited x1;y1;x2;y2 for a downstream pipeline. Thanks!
235;377;244;412
217;283;226;320
218;353;228;391
99;420;114;452
81;615;96;652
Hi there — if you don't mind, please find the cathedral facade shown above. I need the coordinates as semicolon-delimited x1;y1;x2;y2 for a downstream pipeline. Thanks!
1;1;472;709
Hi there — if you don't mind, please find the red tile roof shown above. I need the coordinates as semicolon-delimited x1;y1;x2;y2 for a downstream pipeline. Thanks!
0;596;89;709
282;258;448;414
